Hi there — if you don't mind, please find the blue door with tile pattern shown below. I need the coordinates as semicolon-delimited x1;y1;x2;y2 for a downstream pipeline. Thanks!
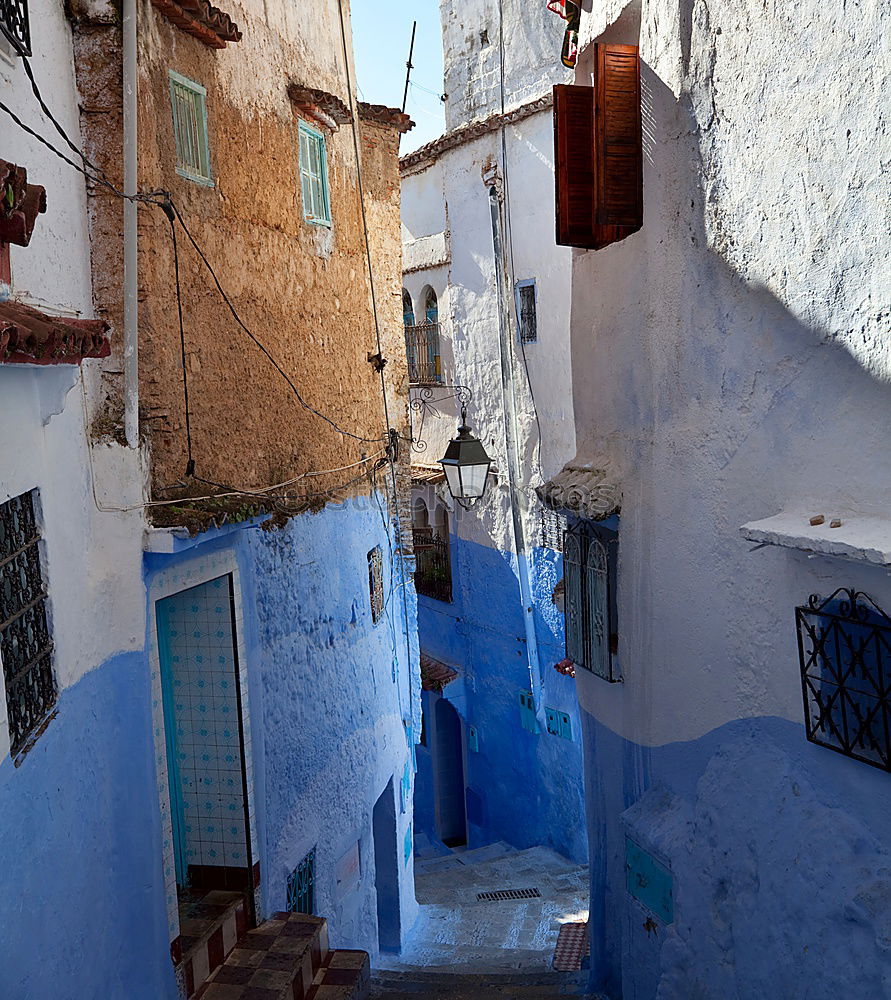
156;575;252;890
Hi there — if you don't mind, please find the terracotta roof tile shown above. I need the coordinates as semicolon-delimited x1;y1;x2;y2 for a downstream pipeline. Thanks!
420;653;458;692
287;84;353;129
358;102;415;134
0;159;46;248
0;300;110;365
151;0;241;48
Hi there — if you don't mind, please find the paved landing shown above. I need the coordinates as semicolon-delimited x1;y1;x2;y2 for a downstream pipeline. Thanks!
379;844;590;975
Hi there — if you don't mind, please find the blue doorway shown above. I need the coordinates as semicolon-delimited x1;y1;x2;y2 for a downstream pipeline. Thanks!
156;574;253;896
434;697;467;848
373;778;402;951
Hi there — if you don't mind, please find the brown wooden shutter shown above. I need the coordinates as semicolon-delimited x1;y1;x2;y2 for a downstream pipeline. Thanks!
595;44;642;229
554;83;597;248
554;44;642;250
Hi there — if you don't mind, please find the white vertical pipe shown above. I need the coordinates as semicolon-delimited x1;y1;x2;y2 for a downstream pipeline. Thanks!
123;0;139;448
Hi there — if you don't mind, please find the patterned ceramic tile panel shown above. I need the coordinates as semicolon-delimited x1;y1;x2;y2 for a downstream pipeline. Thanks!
148;551;259;943
163;575;249;870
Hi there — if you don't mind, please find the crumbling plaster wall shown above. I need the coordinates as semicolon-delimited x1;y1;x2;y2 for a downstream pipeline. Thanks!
72;0;410;498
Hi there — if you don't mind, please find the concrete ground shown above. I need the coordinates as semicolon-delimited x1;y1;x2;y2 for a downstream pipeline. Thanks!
379;842;590;974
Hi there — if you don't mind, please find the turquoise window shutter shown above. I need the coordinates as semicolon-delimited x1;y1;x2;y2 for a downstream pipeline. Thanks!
298;121;332;226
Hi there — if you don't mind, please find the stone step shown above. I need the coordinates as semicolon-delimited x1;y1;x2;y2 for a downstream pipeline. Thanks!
175;890;248;998
369;969;599;1000
306;949;371;1000
199;912;329;1000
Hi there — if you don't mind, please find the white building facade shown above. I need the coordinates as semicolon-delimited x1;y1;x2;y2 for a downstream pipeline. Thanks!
559;0;891;997
401;0;589;862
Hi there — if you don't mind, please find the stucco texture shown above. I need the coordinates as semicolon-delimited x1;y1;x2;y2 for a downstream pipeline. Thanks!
72;0;410;498
568;0;891;996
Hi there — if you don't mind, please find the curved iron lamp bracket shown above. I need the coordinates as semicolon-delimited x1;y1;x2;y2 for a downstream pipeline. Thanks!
409;383;473;454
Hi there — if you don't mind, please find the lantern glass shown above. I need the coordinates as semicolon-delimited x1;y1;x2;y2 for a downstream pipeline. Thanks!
438;409;492;505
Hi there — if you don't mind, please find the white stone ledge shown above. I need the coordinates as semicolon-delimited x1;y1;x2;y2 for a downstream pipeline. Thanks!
740;510;891;566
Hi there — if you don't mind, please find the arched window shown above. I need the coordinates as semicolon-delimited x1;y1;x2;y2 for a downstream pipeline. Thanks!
404;286;441;385
424;287;439;324
412;496;429;530
414;499;452;602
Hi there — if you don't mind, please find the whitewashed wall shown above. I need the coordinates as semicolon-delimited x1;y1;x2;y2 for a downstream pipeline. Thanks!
0;1;146;758
570;0;891;745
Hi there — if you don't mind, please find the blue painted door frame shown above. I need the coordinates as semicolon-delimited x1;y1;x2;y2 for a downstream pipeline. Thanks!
156;596;189;885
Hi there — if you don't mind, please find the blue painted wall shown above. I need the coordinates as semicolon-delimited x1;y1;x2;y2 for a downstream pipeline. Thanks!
0;653;177;1000
416;531;587;863
581;707;891;999
145;496;420;959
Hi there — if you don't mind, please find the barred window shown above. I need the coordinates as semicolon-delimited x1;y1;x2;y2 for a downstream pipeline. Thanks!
563;522;619;681
287;847;316;914
0;0;31;56
169;71;213;185
0;490;56;755
368;545;384;624
516;280;537;344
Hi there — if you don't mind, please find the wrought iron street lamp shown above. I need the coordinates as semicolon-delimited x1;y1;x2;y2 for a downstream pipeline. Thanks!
438;406;492;509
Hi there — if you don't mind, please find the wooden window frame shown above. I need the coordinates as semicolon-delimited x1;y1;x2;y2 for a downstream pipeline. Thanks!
169;71;214;187
298;120;332;227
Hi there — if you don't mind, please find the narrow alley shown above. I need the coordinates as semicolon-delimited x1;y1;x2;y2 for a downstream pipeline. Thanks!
0;0;888;997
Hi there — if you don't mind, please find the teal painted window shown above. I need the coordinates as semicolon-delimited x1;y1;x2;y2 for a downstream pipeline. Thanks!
287;847;316;914
518;690;539;733
169;71;213;185
298;121;332;226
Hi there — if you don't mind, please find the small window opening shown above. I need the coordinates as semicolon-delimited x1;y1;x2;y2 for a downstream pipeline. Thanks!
169;71;213;185
298;120;332;226
368;545;384;623
405;286;442;385
287;847;316;914
517;281;537;344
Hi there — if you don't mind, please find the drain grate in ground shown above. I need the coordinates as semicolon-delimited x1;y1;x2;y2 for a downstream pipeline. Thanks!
477;887;542;902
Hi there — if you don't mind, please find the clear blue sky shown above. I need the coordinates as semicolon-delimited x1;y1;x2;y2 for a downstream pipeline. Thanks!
351;0;446;153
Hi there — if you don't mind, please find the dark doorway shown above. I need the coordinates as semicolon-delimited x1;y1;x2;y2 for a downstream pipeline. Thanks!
434;697;467;847
373;778;401;951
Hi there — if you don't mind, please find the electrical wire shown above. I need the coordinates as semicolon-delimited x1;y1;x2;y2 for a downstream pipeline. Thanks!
169;202;385;446
163;203;195;475
336;0;417;720
497;0;546;489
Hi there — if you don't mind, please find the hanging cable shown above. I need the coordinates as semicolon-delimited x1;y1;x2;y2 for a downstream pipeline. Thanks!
336;0;417;720
160;200;196;476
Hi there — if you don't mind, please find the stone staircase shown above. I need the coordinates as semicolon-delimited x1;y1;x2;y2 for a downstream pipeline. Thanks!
197;911;369;1000
369;969;602;999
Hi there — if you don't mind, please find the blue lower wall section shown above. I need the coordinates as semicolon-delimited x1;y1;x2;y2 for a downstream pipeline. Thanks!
416;532;587;863
582;709;891;999
145;496;419;958
0;653;176;1000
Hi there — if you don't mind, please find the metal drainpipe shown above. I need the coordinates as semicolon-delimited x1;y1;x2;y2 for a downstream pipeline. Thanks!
123;0;139;449
487;182;544;718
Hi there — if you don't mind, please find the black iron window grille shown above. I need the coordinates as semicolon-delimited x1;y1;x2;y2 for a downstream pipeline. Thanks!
404;323;442;386
563;521;619;681
0;490;56;755
540;505;566;552
796;589;891;772
368;546;384;623
413;527;452;602
0;0;30;56
517;282;537;344
287;847;316;914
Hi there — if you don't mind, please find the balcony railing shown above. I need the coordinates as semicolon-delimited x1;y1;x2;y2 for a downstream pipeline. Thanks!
405;322;442;386
413;527;452;602
1;0;31;55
